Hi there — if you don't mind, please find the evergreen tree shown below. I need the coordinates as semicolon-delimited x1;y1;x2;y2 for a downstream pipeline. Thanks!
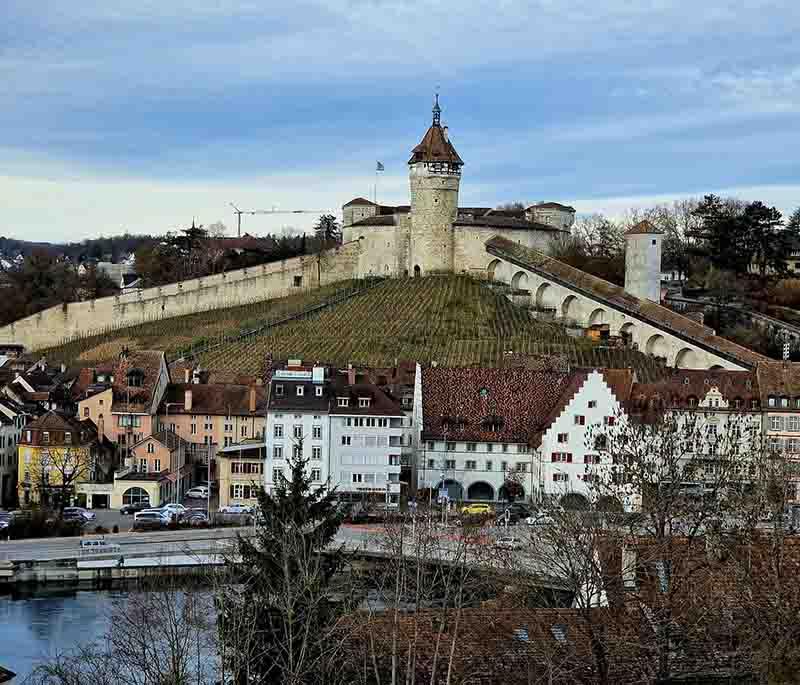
217;444;348;684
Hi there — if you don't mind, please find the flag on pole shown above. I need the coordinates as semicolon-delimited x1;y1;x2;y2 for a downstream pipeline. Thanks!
376;161;385;172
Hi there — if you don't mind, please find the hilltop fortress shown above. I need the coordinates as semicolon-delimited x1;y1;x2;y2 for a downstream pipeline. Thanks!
0;100;769;371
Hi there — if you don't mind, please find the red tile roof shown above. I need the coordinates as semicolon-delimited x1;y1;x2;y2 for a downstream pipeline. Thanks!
630;368;760;411
408;124;463;166
625;219;662;235
755;361;800;407
159;383;266;416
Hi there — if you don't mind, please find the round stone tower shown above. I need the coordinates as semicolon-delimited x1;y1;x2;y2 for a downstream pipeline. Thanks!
624;220;663;302
408;96;463;276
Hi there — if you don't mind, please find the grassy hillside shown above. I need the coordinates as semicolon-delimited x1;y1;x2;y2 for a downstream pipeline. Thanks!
40;275;667;381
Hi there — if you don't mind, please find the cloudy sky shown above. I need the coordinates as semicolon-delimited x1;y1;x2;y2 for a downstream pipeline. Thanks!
2;1;799;242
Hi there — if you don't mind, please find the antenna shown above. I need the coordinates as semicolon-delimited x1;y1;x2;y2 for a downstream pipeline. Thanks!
229;204;331;237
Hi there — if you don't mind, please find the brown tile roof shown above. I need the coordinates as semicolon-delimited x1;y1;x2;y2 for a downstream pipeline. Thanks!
455;215;568;232
408;124;463;166
24;410;80;433
343;197;376;207
755;361;800;407
529;202;577;212
631;368;760;411
328;377;404;416
350;215;396;227
625;219;662;235
422;366;574;444
159;383;266;416
485;235;768;369
112;349;166;412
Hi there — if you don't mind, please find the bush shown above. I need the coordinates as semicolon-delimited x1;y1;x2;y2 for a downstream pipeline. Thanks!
94;525;109;535
112;524;119;534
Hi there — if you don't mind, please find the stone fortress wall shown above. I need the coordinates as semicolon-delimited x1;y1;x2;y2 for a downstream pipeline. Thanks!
0;241;363;353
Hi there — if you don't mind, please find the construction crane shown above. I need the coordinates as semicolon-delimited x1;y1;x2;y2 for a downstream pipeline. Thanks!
229;203;330;237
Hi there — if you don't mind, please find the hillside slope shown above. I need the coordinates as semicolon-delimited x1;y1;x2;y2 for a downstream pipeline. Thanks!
39;276;667;381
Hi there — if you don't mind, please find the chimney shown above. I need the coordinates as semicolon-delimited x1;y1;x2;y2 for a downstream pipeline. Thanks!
249;385;257;413
347;366;356;386
184;367;191;384
184;389;192;412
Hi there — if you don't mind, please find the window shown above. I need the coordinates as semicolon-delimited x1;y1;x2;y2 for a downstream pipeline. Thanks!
574;415;585;426
83;407;89;417
275;384;284;397
42;431;50;443
771;416;785;431
790;417;800;432
312;446;321;460
274;424;284;438
588;400;597;409
312;425;322;440
466;443;476;452
293;275;302;287
518;444;529;454
782;397;790;408
427;459;435;468
551;453;573;463
486;460;493;471
293;425;303;439
153;459;161;472
147;442;154;454
352;473;363;483
241;425;248;437
516;462;528;472
311;468;321;481
604;416;616;426
139;458;147;472
465;460;476;470
445;459;456;470
502;444;509;453
557;433;568;443
788;437;800;454
190;424;197;435
338;397;349;407
501;461;508;472
427;441;435;450
486;443;494;453
315;386;323;397
378;418;388;427
224;436;233;447
272;468;282;483
293;444;302;458
389;455;400;466
341;436;351;446
769;396;777;407
553;473;569;482
64;431;72;444
446;442;456;451
358;397;371;408
585;454;599;464
296;386;304;397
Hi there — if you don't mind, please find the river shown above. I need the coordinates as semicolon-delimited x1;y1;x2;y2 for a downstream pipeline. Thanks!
0;590;119;683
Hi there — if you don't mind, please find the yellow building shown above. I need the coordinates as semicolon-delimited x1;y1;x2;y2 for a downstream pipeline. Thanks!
18;411;111;507
217;440;265;510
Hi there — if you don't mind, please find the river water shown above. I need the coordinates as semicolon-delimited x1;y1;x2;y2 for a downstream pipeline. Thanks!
0;591;119;683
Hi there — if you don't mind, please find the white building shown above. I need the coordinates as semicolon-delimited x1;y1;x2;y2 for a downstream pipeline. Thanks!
265;362;406;506
0;397;27;507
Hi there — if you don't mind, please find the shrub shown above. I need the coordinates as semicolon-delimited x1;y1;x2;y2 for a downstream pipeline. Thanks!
112;524;119;534
94;525;109;535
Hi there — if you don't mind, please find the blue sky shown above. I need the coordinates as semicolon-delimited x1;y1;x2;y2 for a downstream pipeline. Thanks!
2;0;799;242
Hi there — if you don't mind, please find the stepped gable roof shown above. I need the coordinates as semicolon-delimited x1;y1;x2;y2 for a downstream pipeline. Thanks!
625;219;662;235
530;201;576;212
343;197;376;207
160;383;266;416
350;215;396;227
630;368;759;412
409;123;463;166
422;366;573;444
755;361;800;407
485;235;768;369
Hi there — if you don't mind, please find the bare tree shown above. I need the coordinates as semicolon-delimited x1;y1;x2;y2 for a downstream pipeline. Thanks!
37;446;93;511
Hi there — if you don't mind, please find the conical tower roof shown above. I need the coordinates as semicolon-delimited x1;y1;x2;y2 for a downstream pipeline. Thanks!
408;95;463;166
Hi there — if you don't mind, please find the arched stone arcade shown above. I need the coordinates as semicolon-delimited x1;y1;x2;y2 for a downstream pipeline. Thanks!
561;294;579;321
536;283;554;310
646;333;667;359
487;259;501;282
511;270;529;291
675;347;699;369
466;481;495;501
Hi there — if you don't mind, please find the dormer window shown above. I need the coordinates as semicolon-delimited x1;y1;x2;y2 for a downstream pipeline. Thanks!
315;387;323;397
769;396;777;407
275;384;284;397
42;431;50;443
126;369;144;387
296;386;304;397
64;431;71;444
782;397;789;408
358;397;371;408
338;397;349;408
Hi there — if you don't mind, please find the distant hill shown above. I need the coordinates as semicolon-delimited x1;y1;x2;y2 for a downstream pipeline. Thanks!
38;275;668;382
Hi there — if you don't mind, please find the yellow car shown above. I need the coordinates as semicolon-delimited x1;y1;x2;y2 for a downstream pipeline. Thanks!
461;503;492;516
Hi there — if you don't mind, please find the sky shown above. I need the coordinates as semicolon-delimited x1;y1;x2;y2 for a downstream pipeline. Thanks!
2;0;799;242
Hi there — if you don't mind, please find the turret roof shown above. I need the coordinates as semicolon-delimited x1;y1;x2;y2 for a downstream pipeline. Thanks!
626;220;662;236
408;97;463;166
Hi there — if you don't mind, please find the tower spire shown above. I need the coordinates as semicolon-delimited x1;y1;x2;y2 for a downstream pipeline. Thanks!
432;92;441;126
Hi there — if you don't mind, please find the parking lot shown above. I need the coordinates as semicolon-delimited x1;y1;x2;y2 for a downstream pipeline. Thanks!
85;492;220;532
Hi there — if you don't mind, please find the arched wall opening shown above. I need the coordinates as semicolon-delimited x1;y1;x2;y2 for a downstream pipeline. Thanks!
675;347;699;369
588;308;607;326
511;271;529;290
414;265;421;278
646;333;667;359
467;481;495;501
536;283;553;310
561;295;579;320
487;259;501;282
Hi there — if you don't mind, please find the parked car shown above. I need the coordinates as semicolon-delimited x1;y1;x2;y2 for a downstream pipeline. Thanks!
495;536;523;550
525;513;555;526
133;510;170;531
120;501;151;515
158;503;188;521
461;503;492;516
220;504;253;515
185;486;209;499
63;506;96;522
0;511;11;531
79;537;122;555
185;510;210;527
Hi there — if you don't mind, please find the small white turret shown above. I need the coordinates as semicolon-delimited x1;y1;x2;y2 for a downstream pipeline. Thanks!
624;220;663;302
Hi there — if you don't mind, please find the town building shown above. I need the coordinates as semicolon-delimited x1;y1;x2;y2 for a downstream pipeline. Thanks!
264;362;405;505
17;411;114;507
217;439;266;510
0;397;28;507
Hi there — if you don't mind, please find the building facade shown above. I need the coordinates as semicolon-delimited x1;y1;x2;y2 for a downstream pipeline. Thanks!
0;397;27;507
